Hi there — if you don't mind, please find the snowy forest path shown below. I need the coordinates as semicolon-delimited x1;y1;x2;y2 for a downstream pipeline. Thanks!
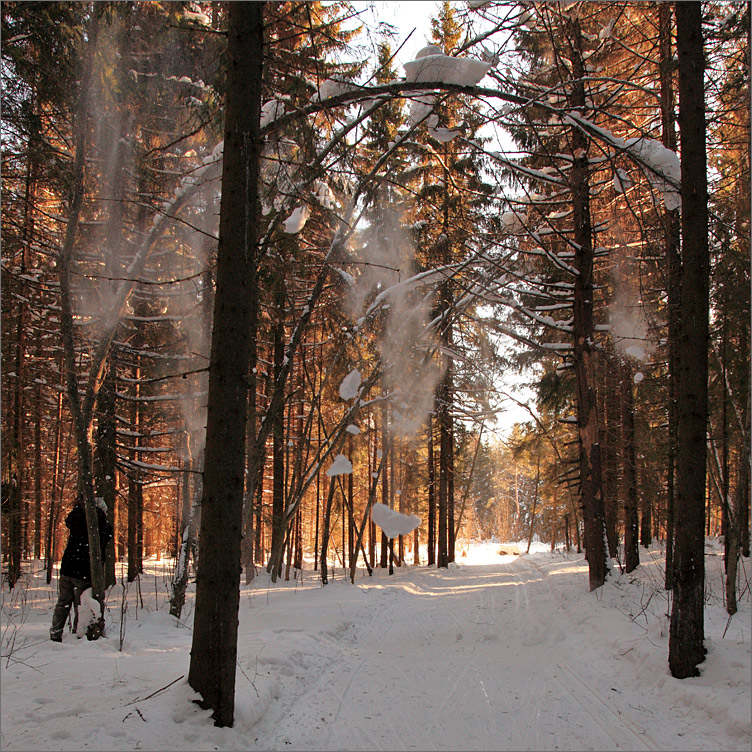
248;555;678;751
3;551;747;752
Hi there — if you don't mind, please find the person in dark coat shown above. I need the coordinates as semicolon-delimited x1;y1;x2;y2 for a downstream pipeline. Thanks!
50;496;113;641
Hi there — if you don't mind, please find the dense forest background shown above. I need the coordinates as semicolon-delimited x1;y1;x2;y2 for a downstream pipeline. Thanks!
1;0;749;725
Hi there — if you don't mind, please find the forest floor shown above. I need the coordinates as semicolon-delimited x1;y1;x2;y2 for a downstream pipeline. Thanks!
1;541;750;751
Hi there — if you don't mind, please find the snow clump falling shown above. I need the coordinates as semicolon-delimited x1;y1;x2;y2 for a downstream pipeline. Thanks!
349;206;442;437
609;259;653;365
371;502;421;538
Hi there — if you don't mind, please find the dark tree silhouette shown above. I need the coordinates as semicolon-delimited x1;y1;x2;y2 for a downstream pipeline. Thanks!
187;1;264;727
669;1;710;680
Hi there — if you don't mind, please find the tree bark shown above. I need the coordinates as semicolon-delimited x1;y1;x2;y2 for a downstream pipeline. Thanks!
320;476;337;585
241;281;260;584
602;356;620;559
127;349;143;582
269;259;287;579
567;14;609;590
169;436;196;619
437;365;452;569
57;7;107;619
621;362;639;573
187;2;264;727
660;0;682;589
95;364;117;587
427;415;436;566
381;404;390;568
725;395;750;616
526;456;540;554
669;1;709;679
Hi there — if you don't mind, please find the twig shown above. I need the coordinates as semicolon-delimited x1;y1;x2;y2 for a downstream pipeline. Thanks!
125;675;184;705
631;583;658;626
722;614;733;639
237;658;260;699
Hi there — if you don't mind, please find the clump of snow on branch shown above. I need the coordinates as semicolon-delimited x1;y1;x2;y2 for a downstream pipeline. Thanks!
325;454;353;477
339;369;361;401
334;267;355;286
624;137;681;210
261;99;286;129
404;45;492;125
314;180;336;210
563;113;681;210
182;5;211;26
429;125;463;143
283;205;310;234
501;208;528;233
312;77;356;103
613;168;632;194
404;47;492;86
371;502;421;539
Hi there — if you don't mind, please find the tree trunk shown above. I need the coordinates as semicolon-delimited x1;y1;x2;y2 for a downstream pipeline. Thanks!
660;0;682;590
640;490;653;549
241;399;256;584
187;2;264;727
241;275;258;583
320;476;337;585
669;1;709;679
34;382;42;560
725;395;750;616
567;15;609;590
45;377;68;584
437;370;451;569
169;437;196;619
348;440;355;570
127;350;143;582
270;269;286;579
526;456;540;554
621;362;639;573
380;404;390;568
427;415;436;566
720;309;729;570
601;356;620;560
95;364;118;588
350;452;384;583
57;7;107;621
447;403;455;564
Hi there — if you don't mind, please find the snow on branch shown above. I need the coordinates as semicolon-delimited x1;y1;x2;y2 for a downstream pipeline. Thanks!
562;112;681;210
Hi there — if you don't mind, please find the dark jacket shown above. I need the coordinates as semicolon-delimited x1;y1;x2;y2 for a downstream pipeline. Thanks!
60;503;113;582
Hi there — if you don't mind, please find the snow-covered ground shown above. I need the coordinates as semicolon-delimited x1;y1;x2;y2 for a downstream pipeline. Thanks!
1;541;749;751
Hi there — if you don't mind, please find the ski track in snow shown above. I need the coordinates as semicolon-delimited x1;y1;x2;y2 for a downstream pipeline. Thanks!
244;556;745;751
